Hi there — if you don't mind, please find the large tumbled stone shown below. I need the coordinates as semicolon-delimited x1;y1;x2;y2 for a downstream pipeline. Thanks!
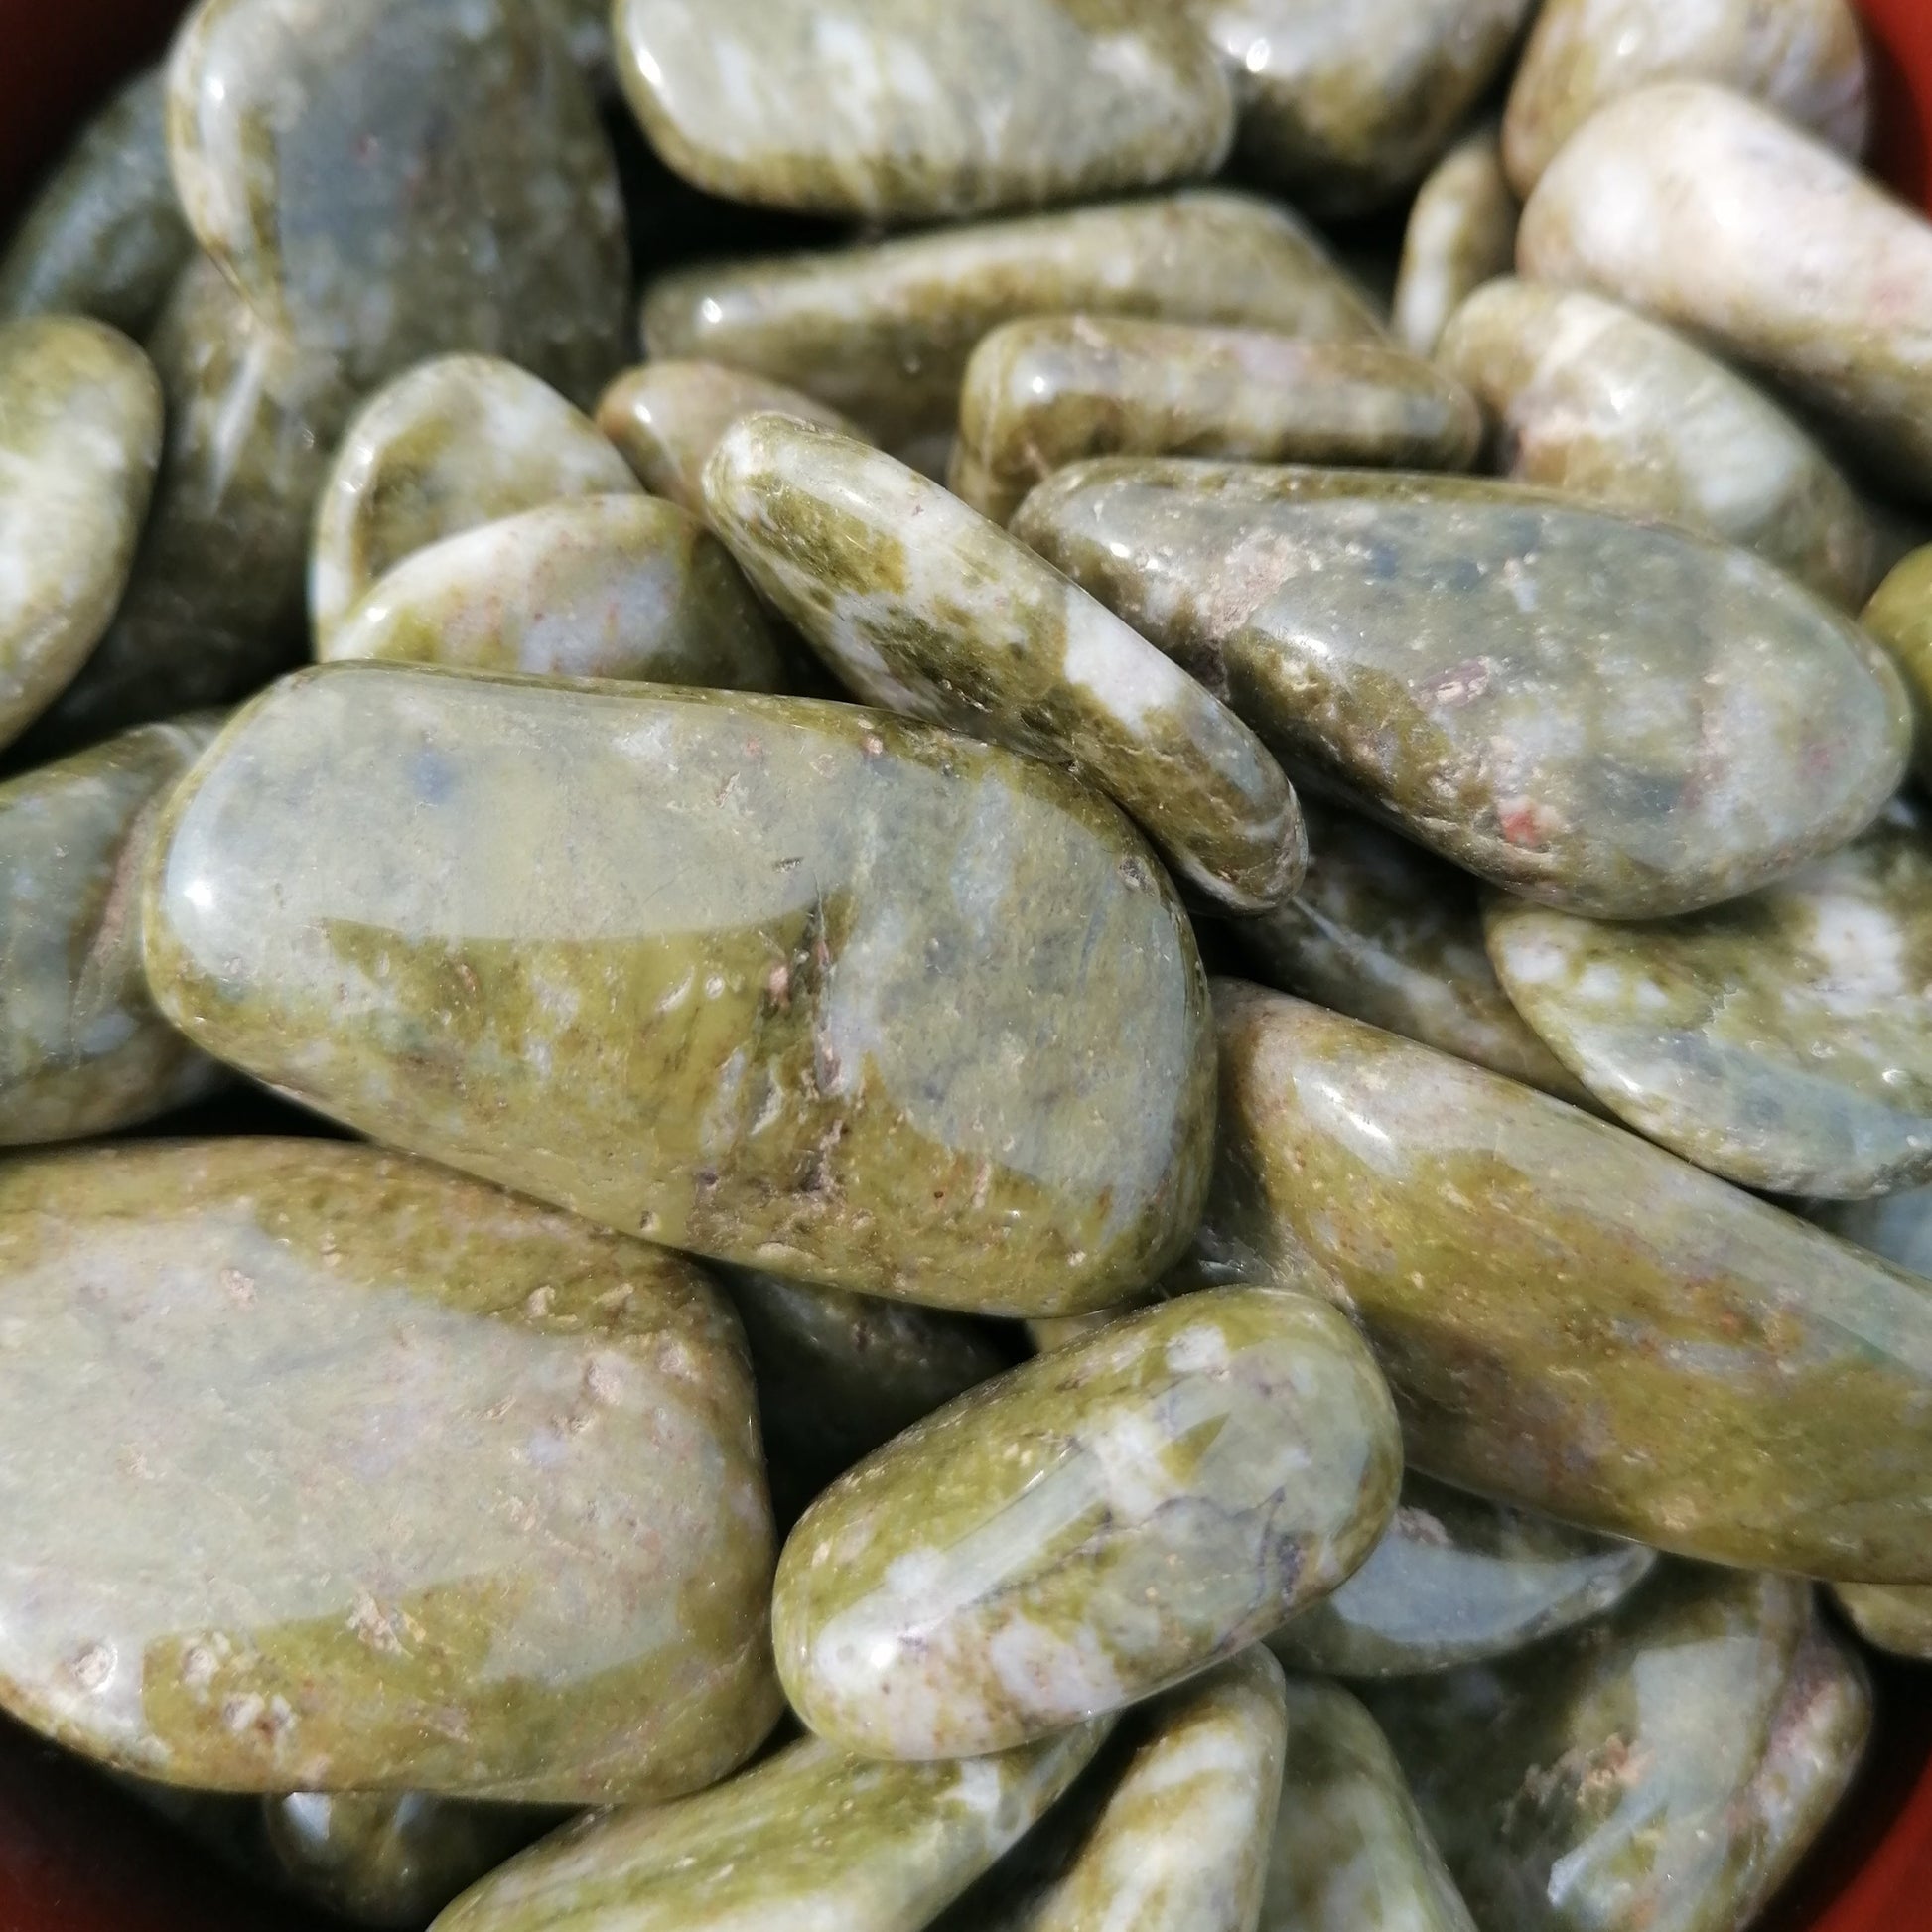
0;1139;778;1800
1392;124;1518;359
143;664;1214;1316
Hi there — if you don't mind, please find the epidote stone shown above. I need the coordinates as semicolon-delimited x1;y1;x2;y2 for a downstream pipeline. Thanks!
642;191;1385;450
705;414;1306;912
1520;83;1932;503
1392;125;1518;359
1440;279;1875;607
1014;461;1908;917
1207;980;1932;1581
1832;1585;1932;1661
311;356;641;650
1863;544;1932;786
0;1138;778;1800
143;664;1214;1316
772;1287;1400;1758
0;717;225;1146
1366;1568;1871;1932
953;317;1480;527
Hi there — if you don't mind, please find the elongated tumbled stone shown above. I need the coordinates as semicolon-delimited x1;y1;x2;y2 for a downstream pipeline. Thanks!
1208;981;1932;1580
1366;1569;1871;1932
0;1139;779;1799
1863;545;1932;787
643;192;1385;450
433;1726;1107;1932
773;1288;1400;1758
1392;125;1517;359
143;663;1213;1315
1832;1585;1932;1661
705;414;1305;912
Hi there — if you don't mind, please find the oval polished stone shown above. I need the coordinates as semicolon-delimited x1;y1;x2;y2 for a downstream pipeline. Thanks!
705;414;1306;913
772;1288;1401;1758
642;191;1385;451
1832;1585;1932;1661
1863;544;1932;788
1208;981;1932;1582
1365;1568;1872;1932
1441;279;1875;608
0;716;225;1147
0;1139;779;1800
143;664;1214;1316
1392;125;1518;359
1269;1475;1657;1679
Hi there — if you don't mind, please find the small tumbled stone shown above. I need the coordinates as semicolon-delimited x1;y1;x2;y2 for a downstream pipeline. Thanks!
1832;1585;1932;1661
1863;544;1932;787
1391;125;1518;359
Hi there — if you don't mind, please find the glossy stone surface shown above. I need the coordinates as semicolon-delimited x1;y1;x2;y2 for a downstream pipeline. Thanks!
0;1139;779;1800
773;1288;1401;1758
144;664;1214;1316
1392;125;1517;359
0;717;225;1147
642;191;1385;450
953;316;1479;526
1520;83;1932;503
311;356;641;649
1270;1475;1657;1679
433;1725;1107;1932
1832;1585;1932;1661
1863;545;1932;787
1207;981;1932;1582
1440;279;1875;608
705;414;1305;912
1016;461;1908;917
1367;1568;1871;1932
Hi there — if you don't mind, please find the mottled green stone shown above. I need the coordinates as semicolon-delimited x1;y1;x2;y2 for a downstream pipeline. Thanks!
642;191;1386;450
1207;981;1932;1581
143;663;1214;1316
1863;544;1932;788
1392;124;1518;359
1441;278;1876;607
0;1138;779;1800
1270;1475;1657;1679
539;0;613;85
1832;1585;1932;1661
1366;1568;1872;1932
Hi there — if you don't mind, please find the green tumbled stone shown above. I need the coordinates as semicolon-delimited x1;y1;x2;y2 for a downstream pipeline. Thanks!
1391;124;1518;359
1832;1585;1932;1661
1366;1568;1871;1932
1207;980;1932;1581
539;0;613;85
772;1287;1400;1758
0;1138;779;1800
1863;544;1932;788
143;663;1214;1316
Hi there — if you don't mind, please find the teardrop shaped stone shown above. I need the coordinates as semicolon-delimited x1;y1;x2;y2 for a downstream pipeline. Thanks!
1392;124;1517;359
1863;543;1932;788
1832;1585;1932;1661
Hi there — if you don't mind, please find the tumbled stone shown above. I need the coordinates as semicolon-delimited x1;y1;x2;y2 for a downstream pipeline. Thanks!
643;192;1385;451
1015;461;1908;917
1209;981;1932;1581
772;1287;1400;1758
1521;83;1932;503
311;356;641;650
540;0;613;85
1441;279;1875;607
0;717;225;1146
705;414;1306;912
0;1138;779;1799
1269;1475;1657;1679
167;0;628;401
1367;1568;1871;1932
1832;1585;1932;1661
143;664;1214;1315
0;315;163;752
433;1725;1107;1932
1392;125;1518;359
1863;544;1932;787
953;317;1480;526
0;69;193;337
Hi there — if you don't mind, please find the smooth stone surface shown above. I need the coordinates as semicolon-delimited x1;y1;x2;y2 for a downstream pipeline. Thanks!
1815;1183;1932;1276
0;717;226;1146
144;664;1214;1316
1392;124;1518;359
1486;799;1932;1196
1270;1475;1657;1679
773;1287;1401;1758
0;1139;779;1800
1832;1585;1932;1661
1520;83;1932;503
705;414;1306;912
1207;981;1932;1582
540;0;614;84
1863;544;1932;788
322;496;788;693
433;1725;1108;1932
1441;279;1875;608
0;316;164;751
1366;1568;1872;1932
311;356;641;650
952;316;1480;527
642;191;1386;450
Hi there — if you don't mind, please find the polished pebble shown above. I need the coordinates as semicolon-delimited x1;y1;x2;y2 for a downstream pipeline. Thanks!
1391;124;1518;359
1832;1585;1932;1661
1863;544;1932;787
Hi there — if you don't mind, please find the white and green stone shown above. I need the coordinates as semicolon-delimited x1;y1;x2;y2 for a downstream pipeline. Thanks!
1392;124;1518;359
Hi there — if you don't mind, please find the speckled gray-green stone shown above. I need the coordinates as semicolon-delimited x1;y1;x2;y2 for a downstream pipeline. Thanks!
0;1138;779;1800
1863;544;1932;788
1392;125;1518;359
1366;1568;1871;1932
1832;1585;1932;1661
142;663;1214;1316
1207;980;1932;1582
705;414;1306;913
